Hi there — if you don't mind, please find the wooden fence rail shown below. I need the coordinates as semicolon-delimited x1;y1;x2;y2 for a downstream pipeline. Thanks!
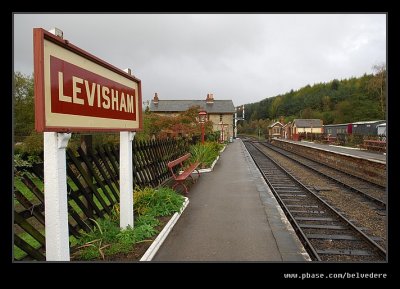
13;138;190;261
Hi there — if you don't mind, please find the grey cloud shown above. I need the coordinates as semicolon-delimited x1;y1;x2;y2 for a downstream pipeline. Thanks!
13;13;386;107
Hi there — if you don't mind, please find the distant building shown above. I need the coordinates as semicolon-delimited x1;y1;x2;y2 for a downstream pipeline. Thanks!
323;123;352;137
149;93;235;141
268;121;284;140
377;123;386;136
291;119;323;141
282;121;292;140
322;120;386;137
352;120;386;135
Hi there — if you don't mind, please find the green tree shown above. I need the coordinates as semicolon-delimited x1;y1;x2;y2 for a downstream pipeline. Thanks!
14;72;35;141
237;71;385;130
331;79;340;90
322;95;332;111
269;96;282;119
136;106;212;140
321;111;335;124
368;63;386;117
334;100;353;123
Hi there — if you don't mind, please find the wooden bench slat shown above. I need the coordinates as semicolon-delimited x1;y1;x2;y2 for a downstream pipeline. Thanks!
176;162;200;180
168;153;200;194
168;153;191;168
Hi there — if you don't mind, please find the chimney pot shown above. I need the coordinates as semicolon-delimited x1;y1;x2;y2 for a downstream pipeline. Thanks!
206;93;214;104
153;92;159;104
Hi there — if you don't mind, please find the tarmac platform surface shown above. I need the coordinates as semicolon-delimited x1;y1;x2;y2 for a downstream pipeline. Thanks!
275;139;386;163
153;139;310;262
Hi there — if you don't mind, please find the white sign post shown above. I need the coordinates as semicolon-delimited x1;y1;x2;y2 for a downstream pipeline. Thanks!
44;132;71;261
120;68;135;229
42;29;71;261
119;131;135;229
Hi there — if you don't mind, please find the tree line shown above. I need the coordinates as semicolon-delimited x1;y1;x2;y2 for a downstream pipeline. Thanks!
240;64;386;133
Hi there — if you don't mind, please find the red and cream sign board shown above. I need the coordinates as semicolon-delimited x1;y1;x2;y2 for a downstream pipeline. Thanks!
34;28;142;132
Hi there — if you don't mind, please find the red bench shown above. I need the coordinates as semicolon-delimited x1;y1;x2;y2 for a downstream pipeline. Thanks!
167;153;200;194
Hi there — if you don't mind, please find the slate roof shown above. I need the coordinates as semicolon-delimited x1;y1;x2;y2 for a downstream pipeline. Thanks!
293;119;323;128
282;121;292;128
352;120;385;125
150;100;235;114
268;121;284;128
323;123;351;127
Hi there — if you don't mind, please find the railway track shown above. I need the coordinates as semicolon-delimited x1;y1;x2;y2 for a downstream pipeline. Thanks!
244;140;386;261
260;141;386;208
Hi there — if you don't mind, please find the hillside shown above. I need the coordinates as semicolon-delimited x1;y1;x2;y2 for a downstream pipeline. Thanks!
242;71;386;125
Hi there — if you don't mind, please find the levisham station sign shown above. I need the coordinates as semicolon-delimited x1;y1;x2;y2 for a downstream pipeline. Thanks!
34;28;142;132
32;28;142;260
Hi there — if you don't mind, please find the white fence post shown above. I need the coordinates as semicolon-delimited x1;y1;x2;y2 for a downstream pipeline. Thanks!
44;132;71;261
120;131;135;229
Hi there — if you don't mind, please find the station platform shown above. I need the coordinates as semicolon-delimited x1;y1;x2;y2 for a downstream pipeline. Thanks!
276;139;386;164
152;139;310;262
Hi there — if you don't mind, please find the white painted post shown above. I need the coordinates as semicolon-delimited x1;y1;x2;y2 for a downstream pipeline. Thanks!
119;67;135;230
120;131;135;229
44;132;71;261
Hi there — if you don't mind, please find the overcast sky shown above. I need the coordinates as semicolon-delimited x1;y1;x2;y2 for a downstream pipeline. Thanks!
13;14;386;107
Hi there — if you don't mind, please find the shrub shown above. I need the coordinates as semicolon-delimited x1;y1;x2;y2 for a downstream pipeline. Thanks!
92;133;119;146
189;141;223;168
133;186;184;217
73;186;185;260
347;133;364;147
14;154;34;168
20;131;43;155
136;214;160;227
207;141;223;153
206;131;220;142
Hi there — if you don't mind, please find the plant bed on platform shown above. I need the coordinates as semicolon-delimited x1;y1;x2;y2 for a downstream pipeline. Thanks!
71;187;187;261
102;215;173;261
188;142;225;172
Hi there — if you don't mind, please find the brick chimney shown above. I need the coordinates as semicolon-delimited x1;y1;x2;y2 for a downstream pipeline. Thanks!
153;92;159;105
206;93;214;104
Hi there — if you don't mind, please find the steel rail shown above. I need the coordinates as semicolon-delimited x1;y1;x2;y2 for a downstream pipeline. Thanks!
244;141;386;261
261;141;386;208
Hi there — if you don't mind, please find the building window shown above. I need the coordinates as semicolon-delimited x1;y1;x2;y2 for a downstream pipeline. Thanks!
220;114;223;122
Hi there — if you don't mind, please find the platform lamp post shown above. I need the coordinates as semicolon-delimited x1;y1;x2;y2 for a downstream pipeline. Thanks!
199;111;207;144
220;121;225;143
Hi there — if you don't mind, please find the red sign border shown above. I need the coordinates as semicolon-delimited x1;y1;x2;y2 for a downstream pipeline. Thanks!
33;28;143;132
